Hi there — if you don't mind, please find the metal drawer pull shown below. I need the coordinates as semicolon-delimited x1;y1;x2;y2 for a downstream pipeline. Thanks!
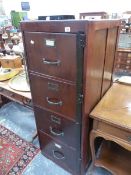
49;126;64;136
46;97;62;106
52;150;65;160
43;58;61;65
127;136;131;142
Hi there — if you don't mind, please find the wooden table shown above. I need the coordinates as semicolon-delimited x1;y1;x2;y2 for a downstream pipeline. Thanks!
0;78;38;141
90;83;131;175
0;79;32;107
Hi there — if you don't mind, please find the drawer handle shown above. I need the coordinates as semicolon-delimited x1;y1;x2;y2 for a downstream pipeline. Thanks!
49;126;64;136
43;58;61;66
52;150;65;160
127;136;131;142
46;97;62;106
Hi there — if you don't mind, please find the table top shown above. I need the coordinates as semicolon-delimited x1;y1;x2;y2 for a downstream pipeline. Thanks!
90;83;131;131
0;79;31;99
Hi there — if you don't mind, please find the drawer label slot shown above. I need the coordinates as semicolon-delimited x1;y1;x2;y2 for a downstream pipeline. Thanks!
45;39;55;47
48;82;59;91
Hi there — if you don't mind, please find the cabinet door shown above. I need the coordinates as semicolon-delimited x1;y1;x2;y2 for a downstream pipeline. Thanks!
24;32;78;82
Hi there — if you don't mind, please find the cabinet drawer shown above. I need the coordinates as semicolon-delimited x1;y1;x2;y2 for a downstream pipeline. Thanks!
24;32;77;82
30;73;77;120
117;52;131;59
117;52;131;58
97;121;131;143
34;106;80;148
39;131;80;174
117;52;127;58
116;58;131;65
115;63;131;70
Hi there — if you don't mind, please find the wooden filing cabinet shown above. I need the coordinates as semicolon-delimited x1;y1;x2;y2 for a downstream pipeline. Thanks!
21;20;120;175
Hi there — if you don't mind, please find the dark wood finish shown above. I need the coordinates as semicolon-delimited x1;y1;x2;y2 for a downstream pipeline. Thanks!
114;49;131;74
90;83;131;175
24;32;77;82
21;20;120;175
34;106;80;148
21;20;119;32
29;73;76;120
79;12;108;19
39;131;80;174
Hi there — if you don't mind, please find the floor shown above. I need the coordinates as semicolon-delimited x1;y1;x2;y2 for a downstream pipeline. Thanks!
0;102;112;175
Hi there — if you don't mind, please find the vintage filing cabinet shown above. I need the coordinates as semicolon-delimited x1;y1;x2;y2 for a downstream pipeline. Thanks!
114;49;131;74
21;20;120;175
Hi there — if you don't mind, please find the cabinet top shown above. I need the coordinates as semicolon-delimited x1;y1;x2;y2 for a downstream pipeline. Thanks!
20;19;120;33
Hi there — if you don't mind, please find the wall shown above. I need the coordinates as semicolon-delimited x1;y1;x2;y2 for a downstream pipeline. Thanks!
2;0;131;19
0;0;5;15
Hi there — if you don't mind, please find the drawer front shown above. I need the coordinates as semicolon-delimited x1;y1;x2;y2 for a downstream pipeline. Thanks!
24;32;77;82
115;63;131;70
117;52;131;58
116;58;131;65
34;106;80;148
30;73;77;120
39;131;80;174
117;52;127;58
114;68;131;73
97;121;131;143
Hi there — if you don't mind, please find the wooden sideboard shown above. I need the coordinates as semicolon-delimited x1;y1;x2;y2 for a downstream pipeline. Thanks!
21;19;120;175
90;83;131;175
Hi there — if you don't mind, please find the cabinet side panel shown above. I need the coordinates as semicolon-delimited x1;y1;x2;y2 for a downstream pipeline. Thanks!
101;27;119;96
84;29;107;113
81;28;107;170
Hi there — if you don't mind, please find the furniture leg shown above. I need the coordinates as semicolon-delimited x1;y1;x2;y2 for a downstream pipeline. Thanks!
90;130;97;165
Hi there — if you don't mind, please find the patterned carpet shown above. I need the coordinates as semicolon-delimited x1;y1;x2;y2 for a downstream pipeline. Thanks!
0;124;40;175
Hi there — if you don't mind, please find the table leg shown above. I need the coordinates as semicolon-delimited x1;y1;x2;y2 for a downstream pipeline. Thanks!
90;130;97;165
